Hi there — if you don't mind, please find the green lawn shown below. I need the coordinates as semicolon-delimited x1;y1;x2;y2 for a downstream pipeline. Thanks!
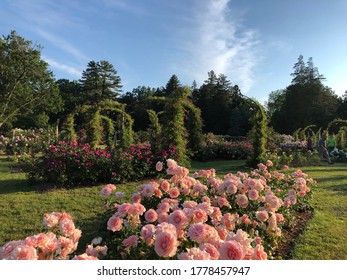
0;156;346;259
292;164;347;259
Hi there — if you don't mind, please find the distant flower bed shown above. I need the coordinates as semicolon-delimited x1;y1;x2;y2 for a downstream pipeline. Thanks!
28;141;179;187
330;148;347;162
1;159;315;260
195;139;253;161
0;128;56;156
279;141;307;151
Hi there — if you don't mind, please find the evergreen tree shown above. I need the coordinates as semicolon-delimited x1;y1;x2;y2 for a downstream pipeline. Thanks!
80;60;122;104
269;55;339;134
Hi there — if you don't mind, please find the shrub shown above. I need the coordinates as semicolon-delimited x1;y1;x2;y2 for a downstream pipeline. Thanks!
28;141;180;187
97;159;315;260
28;140;117;187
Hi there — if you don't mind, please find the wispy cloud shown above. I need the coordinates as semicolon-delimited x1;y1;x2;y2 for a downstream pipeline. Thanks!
174;0;260;94
43;56;82;78
36;29;88;63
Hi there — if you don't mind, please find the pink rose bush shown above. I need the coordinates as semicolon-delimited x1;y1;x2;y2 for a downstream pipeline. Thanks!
100;159;315;260
0;211;107;260
1;158;315;260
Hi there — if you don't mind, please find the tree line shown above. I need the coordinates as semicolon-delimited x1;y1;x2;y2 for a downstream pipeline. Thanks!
1;30;346;140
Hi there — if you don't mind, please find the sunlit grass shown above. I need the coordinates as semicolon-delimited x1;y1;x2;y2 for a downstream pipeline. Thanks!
292;164;347;259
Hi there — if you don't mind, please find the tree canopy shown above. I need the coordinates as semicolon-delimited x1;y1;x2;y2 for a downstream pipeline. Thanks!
0;30;62;130
268;55;340;134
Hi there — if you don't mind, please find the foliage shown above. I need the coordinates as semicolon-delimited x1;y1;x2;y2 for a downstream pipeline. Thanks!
269;55;340;134
79;60;122;104
27;141;180;187
0;30;63;130
248;100;268;167
28;141;117;187
161;87;190;166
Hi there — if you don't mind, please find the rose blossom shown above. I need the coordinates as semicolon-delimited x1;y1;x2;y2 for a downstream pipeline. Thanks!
252;244;268;260
117;203;132;217
248;189;259;201
235;194;249;208
140;224;156;245
59;218;76;237
256;210;269;222
86;244;108;258
191;208;208;223
100;184;116;196
72;253;98;260
144;209;158;223
107;215;123;232
10;245;38;260
42;212;62;229
154;230;178;258
200;243;220;260
168;210;189;229
168;187;180;198
122;235;138;250
219;240;245;260
160;180;170;192
0;240;24;259
156;161;163;171
187;223;212;243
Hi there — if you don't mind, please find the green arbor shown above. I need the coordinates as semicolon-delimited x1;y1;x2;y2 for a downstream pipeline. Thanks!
0;31;62;130
60;60;133;148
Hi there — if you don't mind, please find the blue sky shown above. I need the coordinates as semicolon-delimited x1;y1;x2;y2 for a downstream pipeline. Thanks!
1;0;347;104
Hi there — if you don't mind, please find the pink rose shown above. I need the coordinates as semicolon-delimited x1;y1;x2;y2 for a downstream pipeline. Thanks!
117;203;132;217
156;161;163;171
72;253;98;260
235;194;249;208
140;224;156;245
107;215;123;232
252;244;268;260
191;208;208;223
160;180;170;192
100;184;116;196
187;223;212;244
10;245;38;260
200;243;220;260
145;209;158;223
248;189;259;201
122;235;138;250
219;240;245;260
154;231;178;258
256;210;269;222
168;187;180;198
168;210;189;229
59;219;76;237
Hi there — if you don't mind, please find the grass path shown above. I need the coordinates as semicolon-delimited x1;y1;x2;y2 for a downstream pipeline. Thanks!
292;164;347;259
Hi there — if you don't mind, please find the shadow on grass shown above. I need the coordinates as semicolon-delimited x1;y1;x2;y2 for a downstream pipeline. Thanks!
0;179;31;194
326;184;347;196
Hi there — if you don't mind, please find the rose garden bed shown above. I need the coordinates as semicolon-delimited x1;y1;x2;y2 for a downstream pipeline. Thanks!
0;158;315;260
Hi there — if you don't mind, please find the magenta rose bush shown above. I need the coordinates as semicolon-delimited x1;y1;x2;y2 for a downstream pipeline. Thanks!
28;141;179;187
98;159;315;260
